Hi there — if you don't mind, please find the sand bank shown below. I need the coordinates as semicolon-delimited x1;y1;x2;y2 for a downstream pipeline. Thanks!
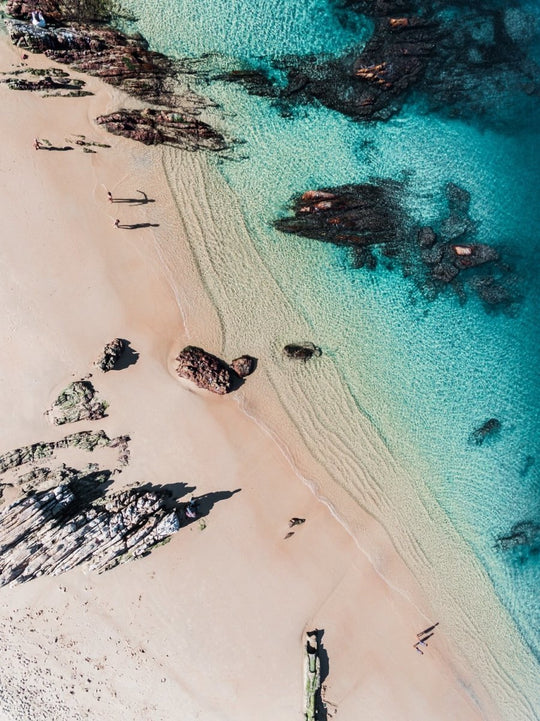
0;34;536;721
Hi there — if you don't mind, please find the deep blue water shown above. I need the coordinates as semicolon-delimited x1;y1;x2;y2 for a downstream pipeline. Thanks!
121;0;540;660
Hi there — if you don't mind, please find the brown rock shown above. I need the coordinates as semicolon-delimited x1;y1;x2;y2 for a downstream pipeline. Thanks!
230;355;256;378
175;346;234;394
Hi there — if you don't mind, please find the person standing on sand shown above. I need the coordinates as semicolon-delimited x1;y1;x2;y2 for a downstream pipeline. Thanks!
33;138;41;150
107;191;113;203
114;218;120;228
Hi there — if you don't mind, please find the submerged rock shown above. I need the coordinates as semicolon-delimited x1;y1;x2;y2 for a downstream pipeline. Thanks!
176;346;235;394
495;521;540;556
47;380;108;425
95;338;125;372
283;343;322;361
0;478;180;586
469;418;501;445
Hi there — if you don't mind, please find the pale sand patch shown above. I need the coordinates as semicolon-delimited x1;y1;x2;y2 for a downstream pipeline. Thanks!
0;34;534;721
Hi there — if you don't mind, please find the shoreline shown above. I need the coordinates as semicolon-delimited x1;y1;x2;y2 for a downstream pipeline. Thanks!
0;25;537;721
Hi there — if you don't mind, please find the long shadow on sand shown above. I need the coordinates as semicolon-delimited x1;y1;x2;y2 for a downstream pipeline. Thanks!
112;190;155;205
117;222;160;229
181;488;242;527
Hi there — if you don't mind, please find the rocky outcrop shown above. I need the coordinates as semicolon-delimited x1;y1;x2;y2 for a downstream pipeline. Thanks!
2;65;90;95
274;182;404;250
0;430;130;475
95;338;125;372
4;463;110;497
0;476;180;586
175;346;235;394
5;7;227;150
276;180;515;309
96;109;227;151
47;380;108;425
218;1;538;129
230;355;256;378
283;343;322;361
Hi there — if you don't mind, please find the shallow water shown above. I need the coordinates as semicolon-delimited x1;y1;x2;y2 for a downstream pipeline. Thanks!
122;0;540;668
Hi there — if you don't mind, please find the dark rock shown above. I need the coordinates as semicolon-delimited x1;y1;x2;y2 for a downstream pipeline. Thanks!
95;338;125;372
176;346;234;394
421;243;444;265
417;226;437;248
230;355;256;378
95;109;227;151
470;418;501;445
0;479;180;586
5;72;87;93
430;262;459;283
47;380;108;425
274;182;405;248
283;343;322;361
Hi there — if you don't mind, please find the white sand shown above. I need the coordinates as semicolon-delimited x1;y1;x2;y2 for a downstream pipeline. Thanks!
0;35;537;721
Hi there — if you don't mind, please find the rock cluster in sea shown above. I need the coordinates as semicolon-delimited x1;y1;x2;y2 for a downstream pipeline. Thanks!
215;0;538;129
275;180;516;309
176;346;256;394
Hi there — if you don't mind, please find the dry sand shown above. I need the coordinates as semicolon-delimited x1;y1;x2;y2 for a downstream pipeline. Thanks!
0;34;526;721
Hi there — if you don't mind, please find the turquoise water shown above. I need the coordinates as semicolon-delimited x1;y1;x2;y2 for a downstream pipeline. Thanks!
121;0;540;660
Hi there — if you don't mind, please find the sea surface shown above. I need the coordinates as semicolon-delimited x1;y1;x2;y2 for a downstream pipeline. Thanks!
121;0;540;669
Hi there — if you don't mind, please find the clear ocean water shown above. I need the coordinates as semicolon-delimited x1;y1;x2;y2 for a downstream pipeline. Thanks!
121;0;540;660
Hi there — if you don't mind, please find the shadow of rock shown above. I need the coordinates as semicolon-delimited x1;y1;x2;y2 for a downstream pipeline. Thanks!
113;339;139;371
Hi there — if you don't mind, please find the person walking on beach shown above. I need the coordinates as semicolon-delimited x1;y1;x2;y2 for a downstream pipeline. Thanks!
114;218;120;228
33;138;41;150
107;191;113;203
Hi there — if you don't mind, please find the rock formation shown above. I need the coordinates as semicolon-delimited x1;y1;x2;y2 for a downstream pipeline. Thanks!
276;180;515;309
96;109;226;151
0;430;130;475
5;3;227;151
2;65;90;95
0;475;180;587
217;0;538;130
47;380;108;425
230;355;256;378
175;346;236;394
274;182;404;249
95;338;125;372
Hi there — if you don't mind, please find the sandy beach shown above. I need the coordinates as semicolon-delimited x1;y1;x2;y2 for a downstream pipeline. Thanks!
0;31;537;721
